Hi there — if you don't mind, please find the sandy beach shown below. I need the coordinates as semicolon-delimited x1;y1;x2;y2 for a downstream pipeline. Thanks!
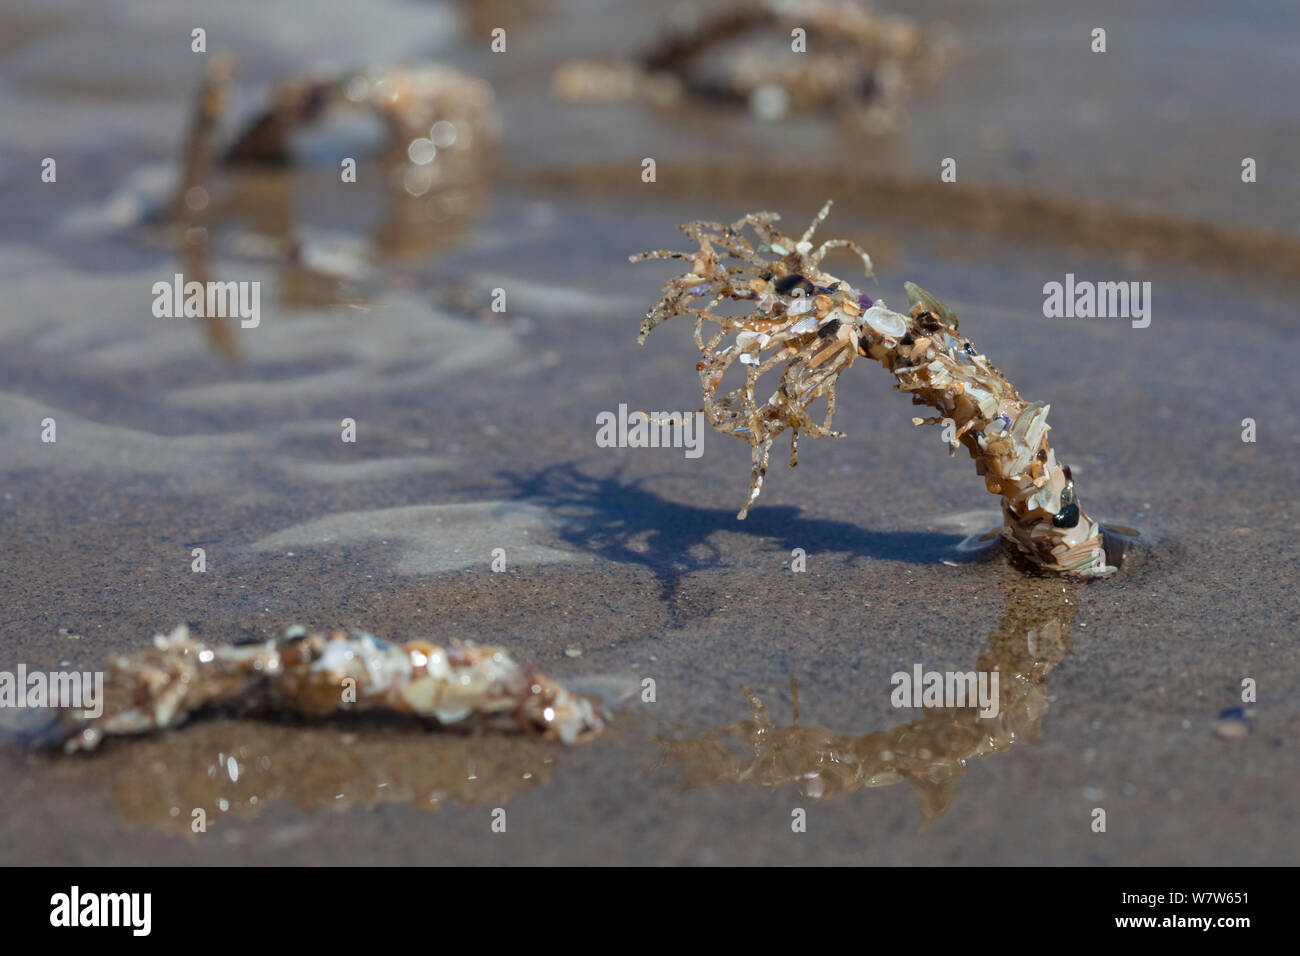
1;0;1297;865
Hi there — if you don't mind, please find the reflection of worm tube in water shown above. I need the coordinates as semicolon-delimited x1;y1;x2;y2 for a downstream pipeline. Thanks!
647;568;1081;829
102;721;565;839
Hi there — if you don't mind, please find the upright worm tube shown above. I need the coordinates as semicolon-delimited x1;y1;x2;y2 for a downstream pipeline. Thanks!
632;201;1113;576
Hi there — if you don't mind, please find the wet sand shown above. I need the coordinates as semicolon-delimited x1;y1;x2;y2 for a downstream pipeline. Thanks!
0;0;1297;865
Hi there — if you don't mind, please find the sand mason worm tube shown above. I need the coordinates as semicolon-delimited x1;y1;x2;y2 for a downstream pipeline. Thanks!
631;201;1115;576
551;0;945;132
45;626;605;752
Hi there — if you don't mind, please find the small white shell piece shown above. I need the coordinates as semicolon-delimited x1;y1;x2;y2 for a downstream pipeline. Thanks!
964;384;998;418
862;305;908;339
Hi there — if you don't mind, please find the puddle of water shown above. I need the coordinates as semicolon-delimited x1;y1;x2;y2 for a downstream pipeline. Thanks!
646;568;1078;829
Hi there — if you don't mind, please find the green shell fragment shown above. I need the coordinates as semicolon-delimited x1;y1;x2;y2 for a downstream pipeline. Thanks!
904;281;958;331
1061;554;1102;572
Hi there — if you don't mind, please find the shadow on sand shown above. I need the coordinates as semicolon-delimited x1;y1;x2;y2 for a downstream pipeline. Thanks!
496;463;971;606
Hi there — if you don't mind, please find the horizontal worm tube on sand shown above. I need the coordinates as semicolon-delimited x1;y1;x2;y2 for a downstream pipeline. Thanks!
40;626;605;752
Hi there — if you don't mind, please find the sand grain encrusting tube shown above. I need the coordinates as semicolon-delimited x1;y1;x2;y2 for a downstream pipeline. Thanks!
632;201;1115;576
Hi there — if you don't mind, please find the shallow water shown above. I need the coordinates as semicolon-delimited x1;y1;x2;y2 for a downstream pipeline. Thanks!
1;0;1297;864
